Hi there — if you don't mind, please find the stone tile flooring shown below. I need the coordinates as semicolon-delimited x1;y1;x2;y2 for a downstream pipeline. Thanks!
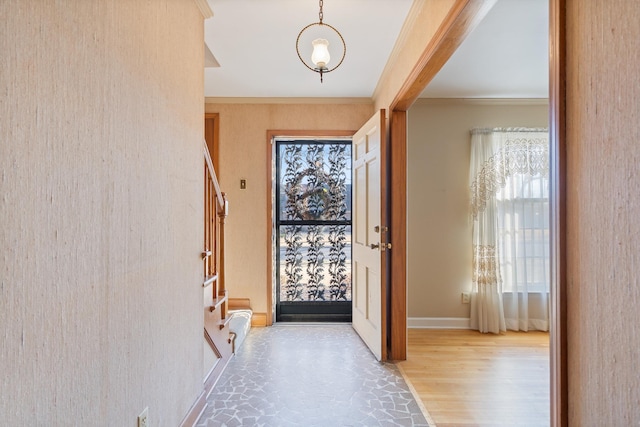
196;324;430;427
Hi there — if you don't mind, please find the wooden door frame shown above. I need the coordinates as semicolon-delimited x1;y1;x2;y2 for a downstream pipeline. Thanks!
548;1;567;425
386;0;566;425
265;130;356;326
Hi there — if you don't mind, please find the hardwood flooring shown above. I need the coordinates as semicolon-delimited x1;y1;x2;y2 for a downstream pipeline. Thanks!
398;329;550;427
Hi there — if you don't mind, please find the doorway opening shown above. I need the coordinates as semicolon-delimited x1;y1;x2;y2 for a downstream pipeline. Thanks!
273;138;353;322
395;0;560;424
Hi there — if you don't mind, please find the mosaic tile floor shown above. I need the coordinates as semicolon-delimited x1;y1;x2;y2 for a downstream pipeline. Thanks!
196;324;430;427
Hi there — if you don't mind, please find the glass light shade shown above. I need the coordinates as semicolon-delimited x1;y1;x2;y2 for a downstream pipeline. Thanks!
311;38;330;69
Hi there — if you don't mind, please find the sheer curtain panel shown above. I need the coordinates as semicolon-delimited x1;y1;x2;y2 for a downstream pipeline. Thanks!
469;128;549;333
469;130;506;333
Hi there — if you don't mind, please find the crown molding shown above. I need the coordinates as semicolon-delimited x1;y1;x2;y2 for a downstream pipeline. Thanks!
204;97;374;105
413;97;549;106
193;0;213;19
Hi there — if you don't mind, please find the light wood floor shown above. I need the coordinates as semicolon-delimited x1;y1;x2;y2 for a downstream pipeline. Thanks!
398;329;550;427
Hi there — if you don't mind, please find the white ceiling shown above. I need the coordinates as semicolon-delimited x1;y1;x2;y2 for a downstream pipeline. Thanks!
204;0;549;100
421;0;549;98
204;0;414;98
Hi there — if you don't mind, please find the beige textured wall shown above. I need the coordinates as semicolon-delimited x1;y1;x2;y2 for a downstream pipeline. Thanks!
1;2;204;425
203;102;373;314
566;0;640;424
407;99;548;319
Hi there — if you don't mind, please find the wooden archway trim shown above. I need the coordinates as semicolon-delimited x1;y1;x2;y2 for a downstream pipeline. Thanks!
390;0;497;112
386;0;497;361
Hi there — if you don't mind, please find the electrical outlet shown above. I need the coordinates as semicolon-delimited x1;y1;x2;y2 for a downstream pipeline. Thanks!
138;407;149;427
461;292;471;304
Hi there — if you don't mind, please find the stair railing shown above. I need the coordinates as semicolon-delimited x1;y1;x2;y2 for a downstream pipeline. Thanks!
203;139;229;325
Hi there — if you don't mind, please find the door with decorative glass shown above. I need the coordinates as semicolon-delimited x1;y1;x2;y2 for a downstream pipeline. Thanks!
275;139;352;322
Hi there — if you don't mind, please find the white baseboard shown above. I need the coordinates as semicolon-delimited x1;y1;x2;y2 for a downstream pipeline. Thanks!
408;317;472;329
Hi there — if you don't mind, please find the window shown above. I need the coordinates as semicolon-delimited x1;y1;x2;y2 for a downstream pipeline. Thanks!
496;169;550;293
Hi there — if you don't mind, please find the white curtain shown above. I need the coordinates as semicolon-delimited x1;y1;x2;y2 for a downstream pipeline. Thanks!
469;128;549;333
469;130;506;333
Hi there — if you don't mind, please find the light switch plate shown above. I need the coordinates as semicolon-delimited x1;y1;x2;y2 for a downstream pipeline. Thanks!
138;407;149;427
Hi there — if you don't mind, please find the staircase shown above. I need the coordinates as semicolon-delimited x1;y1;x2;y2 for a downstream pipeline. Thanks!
180;137;252;427
202;140;234;388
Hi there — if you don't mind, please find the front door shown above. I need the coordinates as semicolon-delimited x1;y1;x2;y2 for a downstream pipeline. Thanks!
352;110;387;361
275;138;353;322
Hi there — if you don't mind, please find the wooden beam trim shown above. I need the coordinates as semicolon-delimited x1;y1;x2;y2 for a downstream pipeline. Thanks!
371;0;424;102
391;0;498;111
193;0;213;19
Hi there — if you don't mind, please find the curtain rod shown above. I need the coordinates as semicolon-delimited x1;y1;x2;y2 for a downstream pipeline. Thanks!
470;127;548;134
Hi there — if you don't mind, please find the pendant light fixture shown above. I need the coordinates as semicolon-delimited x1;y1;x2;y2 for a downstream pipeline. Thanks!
296;0;346;83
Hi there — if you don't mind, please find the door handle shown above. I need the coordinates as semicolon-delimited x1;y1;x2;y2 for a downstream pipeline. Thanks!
369;242;391;251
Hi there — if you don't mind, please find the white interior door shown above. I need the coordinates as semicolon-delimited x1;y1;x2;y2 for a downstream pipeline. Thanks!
352;110;386;361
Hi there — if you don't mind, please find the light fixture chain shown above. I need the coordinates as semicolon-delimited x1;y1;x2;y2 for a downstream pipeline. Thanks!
318;0;323;23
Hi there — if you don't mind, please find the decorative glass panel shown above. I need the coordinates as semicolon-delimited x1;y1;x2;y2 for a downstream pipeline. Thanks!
279;225;352;302
276;142;352;303
279;143;351;221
